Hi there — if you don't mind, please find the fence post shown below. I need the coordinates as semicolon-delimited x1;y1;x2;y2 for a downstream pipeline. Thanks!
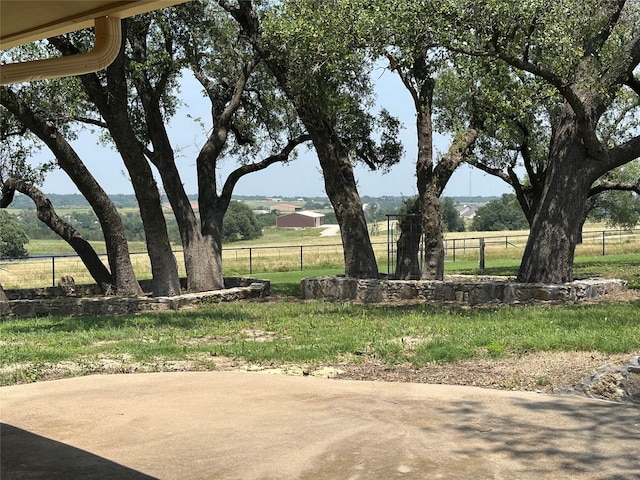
51;256;56;287
249;248;253;274
602;231;606;256
300;246;303;271
452;239;456;262
478;238;485;271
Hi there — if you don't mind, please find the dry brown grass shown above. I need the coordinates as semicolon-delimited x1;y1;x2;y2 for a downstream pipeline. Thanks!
1;226;637;289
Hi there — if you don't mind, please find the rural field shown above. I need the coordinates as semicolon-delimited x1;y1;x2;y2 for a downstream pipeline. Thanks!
1;222;639;393
1;222;639;289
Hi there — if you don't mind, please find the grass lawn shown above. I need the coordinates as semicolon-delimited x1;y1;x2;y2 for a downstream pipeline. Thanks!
1;224;638;386
1;297;638;386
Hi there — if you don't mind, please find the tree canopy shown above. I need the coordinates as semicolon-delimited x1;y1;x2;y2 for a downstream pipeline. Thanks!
470;194;529;231
0;210;29;258
222;201;262;242
430;0;640;282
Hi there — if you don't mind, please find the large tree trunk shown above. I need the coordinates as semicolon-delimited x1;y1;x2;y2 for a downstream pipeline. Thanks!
394;212;422;280
517;118;596;283
103;40;181;297
413;76;444;280
419;186;445;280
411;72;475;280
128;23;222;293
121;147;182;297
311;128;379;278
145;143;222;292
199;208;225;290
0;87;142;296
197;148;229;292
49;31;182;297
401;59;475;281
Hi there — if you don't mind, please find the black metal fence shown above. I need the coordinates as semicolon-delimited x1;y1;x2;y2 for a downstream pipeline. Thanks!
1;229;638;289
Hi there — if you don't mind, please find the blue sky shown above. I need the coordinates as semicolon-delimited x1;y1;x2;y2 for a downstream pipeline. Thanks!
38;67;512;199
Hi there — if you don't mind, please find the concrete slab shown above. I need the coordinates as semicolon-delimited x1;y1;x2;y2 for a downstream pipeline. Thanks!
1;371;639;479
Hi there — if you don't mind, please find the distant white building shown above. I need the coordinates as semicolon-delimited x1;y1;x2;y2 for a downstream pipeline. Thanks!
456;205;478;220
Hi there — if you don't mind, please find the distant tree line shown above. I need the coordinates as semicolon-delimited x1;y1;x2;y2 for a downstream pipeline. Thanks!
6;193;142;210
3;201;263;246
470;195;529;232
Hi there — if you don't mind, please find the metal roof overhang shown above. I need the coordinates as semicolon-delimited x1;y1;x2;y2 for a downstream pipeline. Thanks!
0;1;191;84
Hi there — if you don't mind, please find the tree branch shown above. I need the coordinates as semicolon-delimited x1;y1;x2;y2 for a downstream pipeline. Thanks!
434;127;479;195
220;134;311;202
0;122;27;138
507;165;534;224
2;176;114;291
604;134;640;175
589;179;640;197
469;159;513;185
0;181;15;208
584;0;626;57
74;116;108;128
47;33;116;119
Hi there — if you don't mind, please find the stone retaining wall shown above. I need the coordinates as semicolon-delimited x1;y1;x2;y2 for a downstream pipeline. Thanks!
0;277;270;319
301;276;627;304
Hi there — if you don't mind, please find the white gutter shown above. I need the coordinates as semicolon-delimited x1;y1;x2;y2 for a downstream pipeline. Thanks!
0;16;121;85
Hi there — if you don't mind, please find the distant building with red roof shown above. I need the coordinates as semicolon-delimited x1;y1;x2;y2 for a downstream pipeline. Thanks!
276;211;325;228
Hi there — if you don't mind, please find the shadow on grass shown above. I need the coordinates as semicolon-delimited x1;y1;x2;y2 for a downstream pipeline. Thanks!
448;255;640;289
1;423;157;479
0;307;255;335
269;281;304;298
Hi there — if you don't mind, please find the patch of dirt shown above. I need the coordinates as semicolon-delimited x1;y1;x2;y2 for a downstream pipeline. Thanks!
327;351;635;395
320;224;340;236
5;351;636;405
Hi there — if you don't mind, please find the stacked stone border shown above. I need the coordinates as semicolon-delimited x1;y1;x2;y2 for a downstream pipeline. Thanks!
0;277;270;319
301;275;628;304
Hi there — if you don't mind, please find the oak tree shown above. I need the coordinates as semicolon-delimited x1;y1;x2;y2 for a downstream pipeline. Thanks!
357;1;479;279
220;0;403;278
439;0;640;283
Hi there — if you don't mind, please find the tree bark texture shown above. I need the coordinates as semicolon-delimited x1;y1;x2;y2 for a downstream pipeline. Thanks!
394;213;422;280
517;113;597;283
419;187;445;280
311;128;379;278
